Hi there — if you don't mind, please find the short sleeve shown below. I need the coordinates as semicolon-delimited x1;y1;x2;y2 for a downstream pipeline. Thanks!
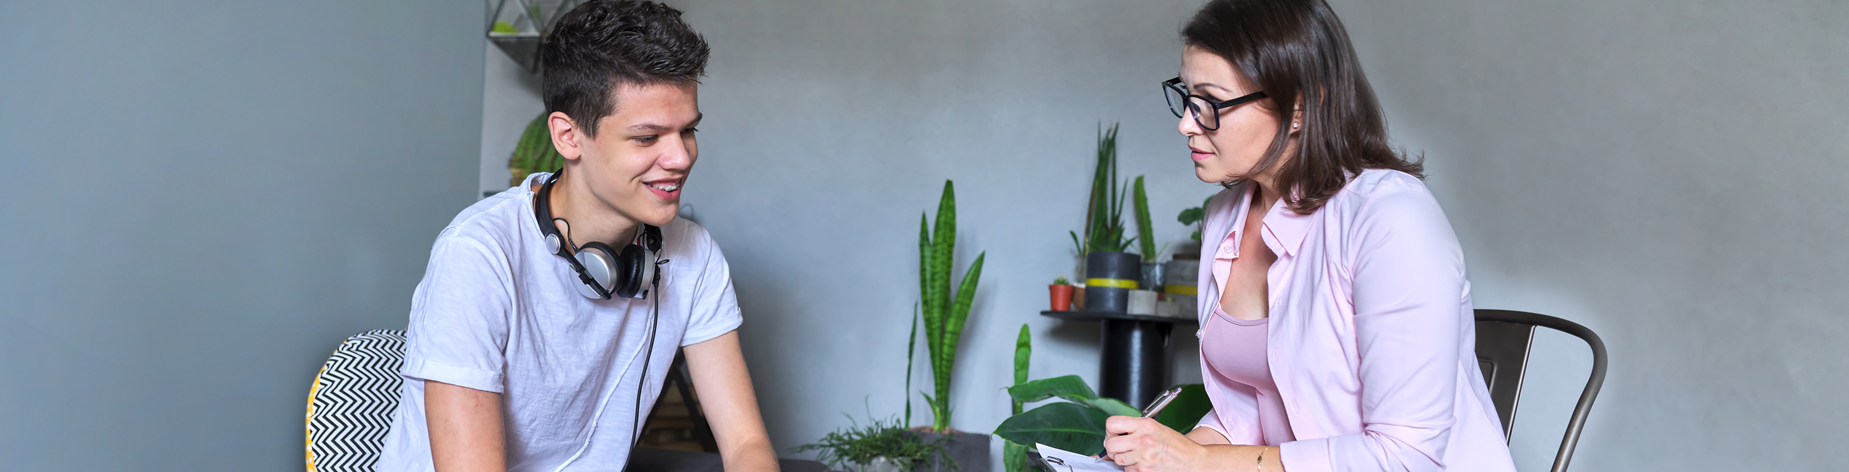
678;226;743;347
399;231;514;393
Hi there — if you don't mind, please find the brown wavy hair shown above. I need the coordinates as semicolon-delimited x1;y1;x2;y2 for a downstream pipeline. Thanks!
541;0;710;137
1182;0;1422;215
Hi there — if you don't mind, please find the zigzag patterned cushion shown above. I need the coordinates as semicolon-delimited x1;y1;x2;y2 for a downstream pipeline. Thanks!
306;329;407;472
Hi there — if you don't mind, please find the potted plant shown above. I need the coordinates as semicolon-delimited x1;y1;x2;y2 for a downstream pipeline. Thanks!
1158;196;1214;318
791;413;952;472
915;179;989;471
507;112;565;187
993;328;1212;460
992;376;1212;457
1049;277;1074;312
1068;123;1141;313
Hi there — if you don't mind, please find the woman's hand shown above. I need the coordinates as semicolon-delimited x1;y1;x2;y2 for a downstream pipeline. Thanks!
1101;416;1207;472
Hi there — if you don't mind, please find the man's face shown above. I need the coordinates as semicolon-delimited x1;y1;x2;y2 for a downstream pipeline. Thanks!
565;82;701;229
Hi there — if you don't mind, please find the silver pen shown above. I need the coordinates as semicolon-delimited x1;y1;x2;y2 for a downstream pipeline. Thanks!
1141;387;1184;418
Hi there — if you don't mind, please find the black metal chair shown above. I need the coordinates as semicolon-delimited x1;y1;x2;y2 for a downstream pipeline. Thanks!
1473;309;1608;472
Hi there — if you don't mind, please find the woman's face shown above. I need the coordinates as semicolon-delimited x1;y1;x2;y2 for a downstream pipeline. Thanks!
1178;46;1292;186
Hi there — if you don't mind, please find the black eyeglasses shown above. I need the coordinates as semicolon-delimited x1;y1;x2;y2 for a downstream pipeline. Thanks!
1163;77;1267;131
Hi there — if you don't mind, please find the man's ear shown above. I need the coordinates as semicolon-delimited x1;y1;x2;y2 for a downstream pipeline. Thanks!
547;112;584;161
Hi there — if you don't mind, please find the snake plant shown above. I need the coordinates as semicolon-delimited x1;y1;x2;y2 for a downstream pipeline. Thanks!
919;180;985;433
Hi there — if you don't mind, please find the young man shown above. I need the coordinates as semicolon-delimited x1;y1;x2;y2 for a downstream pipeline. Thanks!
377;2;778;471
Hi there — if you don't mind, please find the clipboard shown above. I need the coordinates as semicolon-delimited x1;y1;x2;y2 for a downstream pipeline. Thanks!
1030;443;1123;472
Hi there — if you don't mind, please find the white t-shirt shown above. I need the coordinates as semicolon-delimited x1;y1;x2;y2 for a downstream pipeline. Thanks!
377;173;743;472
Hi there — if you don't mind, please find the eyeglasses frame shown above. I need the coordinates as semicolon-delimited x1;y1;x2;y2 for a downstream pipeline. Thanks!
1163;77;1268;131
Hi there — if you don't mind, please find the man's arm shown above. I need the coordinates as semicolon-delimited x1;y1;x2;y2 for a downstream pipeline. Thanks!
683;331;779;472
426;380;507;472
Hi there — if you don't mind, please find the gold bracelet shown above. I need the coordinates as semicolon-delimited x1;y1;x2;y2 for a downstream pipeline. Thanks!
1255;446;1266;472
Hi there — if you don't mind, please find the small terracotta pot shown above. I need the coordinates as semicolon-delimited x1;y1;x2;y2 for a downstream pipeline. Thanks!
1049;284;1075;311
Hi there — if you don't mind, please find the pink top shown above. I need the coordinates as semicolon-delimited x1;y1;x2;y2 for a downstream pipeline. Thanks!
1201;304;1296;445
1191;169;1515;472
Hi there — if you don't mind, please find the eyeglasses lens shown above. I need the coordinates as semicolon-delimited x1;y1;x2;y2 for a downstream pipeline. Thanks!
1164;85;1188;119
1189;96;1218;130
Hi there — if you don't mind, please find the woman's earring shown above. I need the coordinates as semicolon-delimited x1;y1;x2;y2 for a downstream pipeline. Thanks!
1291;122;1300;129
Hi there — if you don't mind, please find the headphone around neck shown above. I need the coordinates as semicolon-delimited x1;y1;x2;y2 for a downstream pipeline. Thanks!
532;171;663;300
532;170;670;462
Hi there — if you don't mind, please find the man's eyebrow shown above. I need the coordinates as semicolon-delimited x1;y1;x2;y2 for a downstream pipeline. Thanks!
627;113;704;133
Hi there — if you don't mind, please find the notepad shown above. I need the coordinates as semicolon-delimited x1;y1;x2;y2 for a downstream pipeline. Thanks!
1034;443;1123;472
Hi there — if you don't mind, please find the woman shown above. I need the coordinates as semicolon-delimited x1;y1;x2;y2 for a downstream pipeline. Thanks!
1098;1;1516;471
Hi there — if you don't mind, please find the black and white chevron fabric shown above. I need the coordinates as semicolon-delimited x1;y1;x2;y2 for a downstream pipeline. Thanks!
306;329;407;472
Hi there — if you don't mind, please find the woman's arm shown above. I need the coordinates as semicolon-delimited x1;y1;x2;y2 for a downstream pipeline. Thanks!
1103;417;1285;472
426;380;507;472
684;331;780;472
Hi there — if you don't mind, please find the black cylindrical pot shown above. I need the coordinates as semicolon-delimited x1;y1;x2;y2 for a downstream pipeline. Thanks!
1084;251;1142;313
1098;319;1174;408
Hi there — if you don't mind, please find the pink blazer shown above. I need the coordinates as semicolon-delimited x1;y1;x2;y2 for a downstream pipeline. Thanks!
1192;169;1516;472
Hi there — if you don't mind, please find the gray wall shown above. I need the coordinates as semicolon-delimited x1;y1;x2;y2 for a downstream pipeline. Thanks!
0;1;484;470
662;0;1848;471
666;0;1214;468
1340;1;1849;470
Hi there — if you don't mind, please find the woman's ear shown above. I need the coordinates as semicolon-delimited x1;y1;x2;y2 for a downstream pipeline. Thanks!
547;112;584;161
1289;94;1307;135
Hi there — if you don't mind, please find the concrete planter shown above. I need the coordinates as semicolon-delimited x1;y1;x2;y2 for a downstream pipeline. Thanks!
913;431;991;472
1083;251;1142;313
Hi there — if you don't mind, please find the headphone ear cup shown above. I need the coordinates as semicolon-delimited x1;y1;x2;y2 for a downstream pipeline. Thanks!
613;243;650;299
574;243;620;299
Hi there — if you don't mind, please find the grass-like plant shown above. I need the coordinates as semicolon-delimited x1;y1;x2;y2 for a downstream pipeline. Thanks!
919;180;985;433
790;412;951;471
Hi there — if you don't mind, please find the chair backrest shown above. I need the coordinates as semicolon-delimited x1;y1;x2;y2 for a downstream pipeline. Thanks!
305;330;407;472
1473;309;1608;472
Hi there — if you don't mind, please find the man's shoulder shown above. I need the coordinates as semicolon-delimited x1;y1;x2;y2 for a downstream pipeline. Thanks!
436;190;533;248
658;217;718;255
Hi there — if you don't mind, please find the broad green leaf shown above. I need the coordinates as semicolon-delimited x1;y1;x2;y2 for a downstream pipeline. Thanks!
1153;384;1212;433
1007;375;1097;403
1004;441;1029;472
1080;397;1142;419
993;402;1109;456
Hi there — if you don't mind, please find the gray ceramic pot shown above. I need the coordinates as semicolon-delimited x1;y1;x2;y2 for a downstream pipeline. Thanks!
913;431;991;472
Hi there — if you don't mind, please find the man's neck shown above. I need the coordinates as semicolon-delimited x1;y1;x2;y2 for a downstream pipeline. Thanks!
538;172;642;248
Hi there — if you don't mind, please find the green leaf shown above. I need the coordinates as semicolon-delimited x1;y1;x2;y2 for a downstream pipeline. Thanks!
992;403;1109;456
1004;441;1029;472
1133;176;1156;257
1153;384;1213;433
905;304;920;425
1080;397;1142;419
919;213;942;383
928;181;958;431
1013;324;1031;416
1006;375;1098;404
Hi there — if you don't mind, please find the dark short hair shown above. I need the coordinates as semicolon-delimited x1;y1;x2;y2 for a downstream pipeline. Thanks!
541;0;710;137
1182;0;1422;214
